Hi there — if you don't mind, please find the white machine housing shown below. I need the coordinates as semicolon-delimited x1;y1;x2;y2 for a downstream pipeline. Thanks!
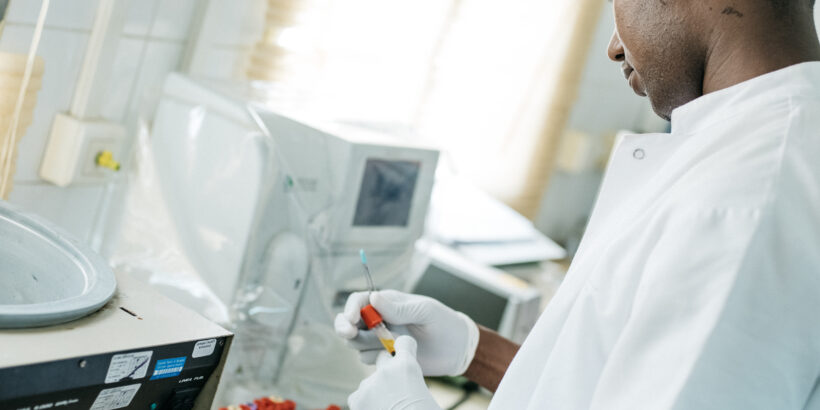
150;74;438;307
411;242;542;343
0;271;232;409
145;73;439;407
249;110;438;255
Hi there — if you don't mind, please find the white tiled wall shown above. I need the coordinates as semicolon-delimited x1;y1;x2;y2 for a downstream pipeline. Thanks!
151;0;198;41
0;25;89;183
99;37;143;123
187;0;265;80
122;0;158;36
6;0;100;30
4;0;201;244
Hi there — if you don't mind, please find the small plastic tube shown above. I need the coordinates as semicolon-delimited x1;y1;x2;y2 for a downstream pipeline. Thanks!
360;304;396;356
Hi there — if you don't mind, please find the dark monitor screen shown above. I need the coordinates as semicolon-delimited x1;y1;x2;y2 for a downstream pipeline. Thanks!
413;264;508;331
353;159;420;227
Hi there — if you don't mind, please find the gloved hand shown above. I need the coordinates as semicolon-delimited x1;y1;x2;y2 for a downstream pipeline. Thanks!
348;335;441;410
335;290;479;377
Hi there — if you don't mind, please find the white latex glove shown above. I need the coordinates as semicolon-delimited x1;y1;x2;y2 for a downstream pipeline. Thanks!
335;290;479;377
348;335;441;410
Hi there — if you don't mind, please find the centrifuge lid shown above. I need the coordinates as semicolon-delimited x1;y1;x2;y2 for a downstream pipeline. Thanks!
0;201;116;328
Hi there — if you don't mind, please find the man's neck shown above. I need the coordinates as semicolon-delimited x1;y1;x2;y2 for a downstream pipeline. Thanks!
702;11;820;94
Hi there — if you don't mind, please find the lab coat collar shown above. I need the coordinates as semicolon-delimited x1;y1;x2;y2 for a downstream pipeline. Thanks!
670;61;820;136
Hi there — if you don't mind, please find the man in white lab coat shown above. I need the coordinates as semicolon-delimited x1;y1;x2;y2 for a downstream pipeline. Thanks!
336;0;820;408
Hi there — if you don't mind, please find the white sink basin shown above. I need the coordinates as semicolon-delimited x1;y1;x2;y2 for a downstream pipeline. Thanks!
0;201;116;328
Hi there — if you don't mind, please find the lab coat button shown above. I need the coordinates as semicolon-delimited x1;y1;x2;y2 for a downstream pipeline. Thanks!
633;148;645;160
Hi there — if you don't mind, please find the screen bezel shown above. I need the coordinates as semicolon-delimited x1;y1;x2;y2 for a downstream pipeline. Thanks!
328;144;438;249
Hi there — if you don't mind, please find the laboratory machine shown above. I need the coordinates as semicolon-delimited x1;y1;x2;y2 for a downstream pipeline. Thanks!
232;106;439;406
0;272;233;410
0;201;233;410
426;177;566;267
411;241;542;344
116;73;440;407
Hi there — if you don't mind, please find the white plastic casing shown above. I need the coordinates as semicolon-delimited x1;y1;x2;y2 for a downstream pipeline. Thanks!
39;114;125;186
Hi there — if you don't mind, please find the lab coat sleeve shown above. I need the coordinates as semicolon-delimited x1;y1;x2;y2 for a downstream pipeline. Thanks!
588;207;820;410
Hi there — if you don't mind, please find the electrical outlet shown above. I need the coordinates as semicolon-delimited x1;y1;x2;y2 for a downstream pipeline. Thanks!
40;114;125;187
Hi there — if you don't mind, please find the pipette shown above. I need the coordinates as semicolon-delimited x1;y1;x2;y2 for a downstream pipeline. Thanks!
359;249;396;356
360;249;376;293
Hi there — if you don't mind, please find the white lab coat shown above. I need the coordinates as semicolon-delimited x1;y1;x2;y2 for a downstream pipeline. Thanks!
489;62;820;409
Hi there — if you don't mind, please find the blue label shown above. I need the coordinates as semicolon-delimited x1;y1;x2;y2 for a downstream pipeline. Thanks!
150;357;186;380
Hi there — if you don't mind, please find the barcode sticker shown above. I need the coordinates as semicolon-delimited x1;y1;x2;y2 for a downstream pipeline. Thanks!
150;356;186;380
